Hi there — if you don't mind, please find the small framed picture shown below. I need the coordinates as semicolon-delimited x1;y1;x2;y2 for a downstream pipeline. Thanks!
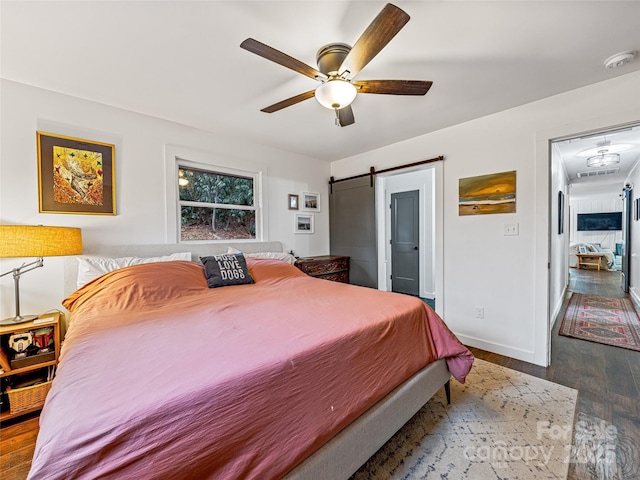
579;246;588;254
294;214;314;234
288;194;299;210
302;192;320;212
557;191;564;235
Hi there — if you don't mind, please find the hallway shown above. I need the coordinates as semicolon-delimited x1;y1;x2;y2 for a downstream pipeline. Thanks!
556;268;636;418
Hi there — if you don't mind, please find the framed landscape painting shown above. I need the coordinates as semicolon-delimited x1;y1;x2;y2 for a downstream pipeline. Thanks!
459;170;516;216
37;131;116;215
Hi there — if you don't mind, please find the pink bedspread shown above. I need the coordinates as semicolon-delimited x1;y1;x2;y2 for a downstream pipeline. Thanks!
28;259;473;480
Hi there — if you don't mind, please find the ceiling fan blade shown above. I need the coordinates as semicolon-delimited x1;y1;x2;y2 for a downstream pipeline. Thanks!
354;80;433;95
241;38;327;81
337;106;355;127
339;4;410;79
260;90;316;113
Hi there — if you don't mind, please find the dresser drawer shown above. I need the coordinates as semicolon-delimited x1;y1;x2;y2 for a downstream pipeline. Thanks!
316;270;349;283
295;256;350;283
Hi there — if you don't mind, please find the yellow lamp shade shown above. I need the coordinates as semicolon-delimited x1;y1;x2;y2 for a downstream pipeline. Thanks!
0;225;83;258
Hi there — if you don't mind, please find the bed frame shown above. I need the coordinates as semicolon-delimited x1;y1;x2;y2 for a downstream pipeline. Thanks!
62;241;451;480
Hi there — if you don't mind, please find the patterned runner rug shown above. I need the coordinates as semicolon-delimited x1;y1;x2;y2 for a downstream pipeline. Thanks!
559;293;640;352
351;359;577;479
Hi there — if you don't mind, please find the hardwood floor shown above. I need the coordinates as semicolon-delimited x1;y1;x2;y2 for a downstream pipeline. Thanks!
471;267;640;479
473;268;639;408
0;413;38;480
1;267;638;479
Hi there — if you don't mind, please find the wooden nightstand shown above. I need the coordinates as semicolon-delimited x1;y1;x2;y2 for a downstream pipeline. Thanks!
0;312;61;422
295;255;350;283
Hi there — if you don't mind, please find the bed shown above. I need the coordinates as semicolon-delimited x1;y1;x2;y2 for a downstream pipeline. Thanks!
28;242;474;480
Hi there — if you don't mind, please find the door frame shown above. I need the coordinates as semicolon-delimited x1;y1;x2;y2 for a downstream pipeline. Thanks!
538;115;640;367
390;189;420;295
375;162;444;316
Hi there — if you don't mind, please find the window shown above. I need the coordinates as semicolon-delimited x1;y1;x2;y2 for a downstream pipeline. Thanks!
178;165;257;241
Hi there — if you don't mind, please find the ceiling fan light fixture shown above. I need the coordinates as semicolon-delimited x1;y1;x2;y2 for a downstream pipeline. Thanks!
315;79;357;110
241;4;429;126
587;151;621;168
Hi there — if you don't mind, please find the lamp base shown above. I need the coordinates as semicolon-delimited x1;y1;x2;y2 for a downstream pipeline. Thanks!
0;314;38;326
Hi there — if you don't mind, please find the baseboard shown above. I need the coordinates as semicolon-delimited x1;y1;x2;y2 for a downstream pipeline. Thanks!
454;333;538;365
550;284;568;330
629;287;640;310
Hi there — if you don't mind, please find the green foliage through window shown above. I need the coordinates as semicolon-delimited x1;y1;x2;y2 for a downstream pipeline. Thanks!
178;166;256;241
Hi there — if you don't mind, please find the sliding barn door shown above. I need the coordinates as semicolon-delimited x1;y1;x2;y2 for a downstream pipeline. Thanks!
330;177;377;288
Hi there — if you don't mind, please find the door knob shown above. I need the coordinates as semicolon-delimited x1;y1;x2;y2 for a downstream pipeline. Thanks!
413;246;418;250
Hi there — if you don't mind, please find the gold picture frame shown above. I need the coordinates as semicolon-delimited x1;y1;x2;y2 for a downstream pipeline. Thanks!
37;132;116;215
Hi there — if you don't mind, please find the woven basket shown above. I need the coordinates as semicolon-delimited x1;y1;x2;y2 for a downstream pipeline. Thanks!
6;381;52;414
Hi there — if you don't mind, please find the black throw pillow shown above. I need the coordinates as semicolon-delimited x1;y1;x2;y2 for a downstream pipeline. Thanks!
201;253;255;288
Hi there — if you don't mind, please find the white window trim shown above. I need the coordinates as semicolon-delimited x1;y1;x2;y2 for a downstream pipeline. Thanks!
164;145;267;244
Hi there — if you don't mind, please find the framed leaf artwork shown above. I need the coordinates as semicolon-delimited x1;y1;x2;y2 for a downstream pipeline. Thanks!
37;132;116;215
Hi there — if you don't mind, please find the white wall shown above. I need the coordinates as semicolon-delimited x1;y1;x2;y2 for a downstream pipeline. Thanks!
0;80;330;319
549;146;569;336
331;71;640;366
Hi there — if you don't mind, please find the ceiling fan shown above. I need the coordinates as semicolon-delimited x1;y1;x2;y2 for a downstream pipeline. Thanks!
240;3;432;127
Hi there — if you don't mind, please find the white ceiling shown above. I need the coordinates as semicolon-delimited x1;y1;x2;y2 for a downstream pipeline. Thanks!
554;123;640;200
2;1;640;162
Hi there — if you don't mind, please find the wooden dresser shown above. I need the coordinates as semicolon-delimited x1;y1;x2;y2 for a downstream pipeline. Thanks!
294;255;350;283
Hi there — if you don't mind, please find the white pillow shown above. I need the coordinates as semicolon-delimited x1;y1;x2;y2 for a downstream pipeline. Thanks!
226;247;296;265
76;252;192;288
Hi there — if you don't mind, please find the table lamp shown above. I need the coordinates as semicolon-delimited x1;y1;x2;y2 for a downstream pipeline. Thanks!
0;225;82;325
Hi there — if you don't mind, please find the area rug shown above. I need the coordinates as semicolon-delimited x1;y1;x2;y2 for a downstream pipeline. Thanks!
559;293;640;352
351;358;577;480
